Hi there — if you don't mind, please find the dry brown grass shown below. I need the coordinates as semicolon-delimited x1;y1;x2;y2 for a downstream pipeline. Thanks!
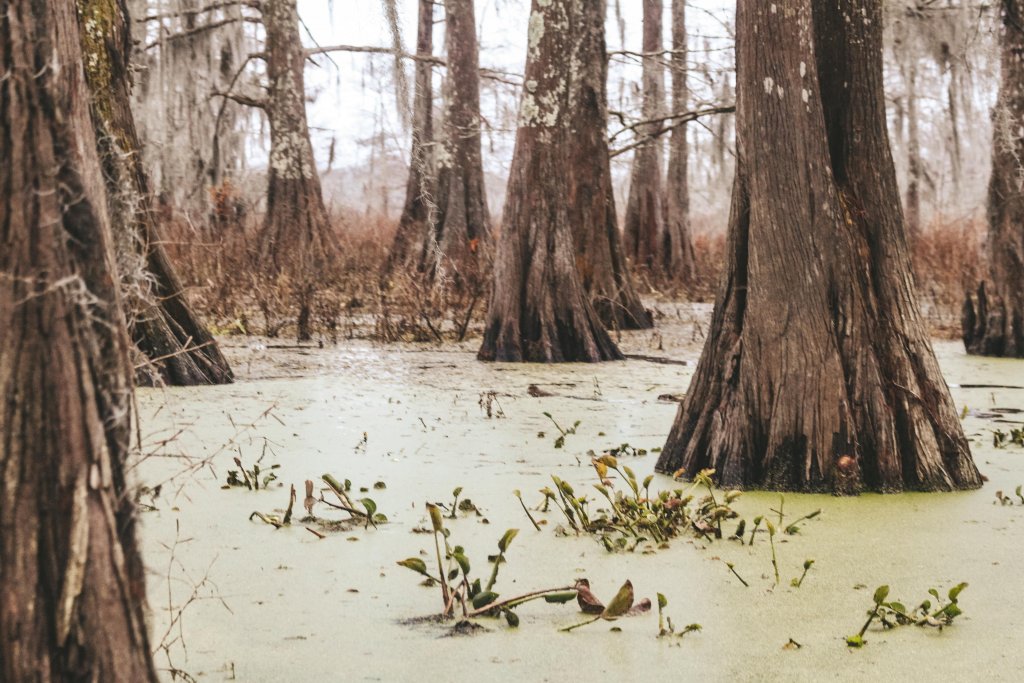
162;197;981;343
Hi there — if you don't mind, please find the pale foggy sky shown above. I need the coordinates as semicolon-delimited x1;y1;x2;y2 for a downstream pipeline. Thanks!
262;0;735;181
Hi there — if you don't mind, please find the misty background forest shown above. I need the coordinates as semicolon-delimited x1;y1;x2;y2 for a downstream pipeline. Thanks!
2;0;1024;681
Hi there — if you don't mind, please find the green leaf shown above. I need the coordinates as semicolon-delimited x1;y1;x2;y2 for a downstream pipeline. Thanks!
948;582;968;602
845;635;865;648
472;591;500;609
498;528;519;553
873;585;890;605
453;552;471;577
397;558;428;576
452;486;463;498
642;475;654;490
427;503;445;533
601;580;635;620
657;593;668;610
542;592;578;604
360;498;377;517
504;609;520;627
942;603;963;619
372;513;388;524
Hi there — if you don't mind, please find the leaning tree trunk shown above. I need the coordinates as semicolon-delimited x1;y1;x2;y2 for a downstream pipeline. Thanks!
78;0;233;386
478;0;622;362
570;0;652;330
0;0;158;679
962;0;1024;358
430;0;491;285
655;0;981;493
258;0;340;341
384;0;435;278
663;0;697;283
623;0;666;272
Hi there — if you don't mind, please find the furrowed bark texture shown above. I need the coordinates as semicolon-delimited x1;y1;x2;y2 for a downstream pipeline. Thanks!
569;0;651;330
78;0;233;386
664;0;697;282
478;0;623;362
385;0;435;277
655;0;982;493
258;0;340;340
0;0;158;679
962;0;1024;357
431;0;491;283
623;0;666;272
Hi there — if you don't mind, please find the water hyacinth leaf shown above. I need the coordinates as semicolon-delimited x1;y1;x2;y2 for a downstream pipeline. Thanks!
846;635;865;648
373;513;388;523
601;580;635;619
657;593;668;610
454;552;471;576
504;610;520;627
427;503;445;533
596;454;618;470
873;585;890;605
472;591;500;609
360;498;377;516
453;486;463;498
948;582;968;602
642;475;654;490
397;558;429;576
498;528;519;553
543;592;578;604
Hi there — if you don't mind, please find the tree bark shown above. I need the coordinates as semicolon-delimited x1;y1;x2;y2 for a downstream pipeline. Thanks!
623;0;666;272
0;0;158;679
78;0;233;386
429;0;491;285
478;0;623;363
385;0;435;277
655;0;981;493
963;0;1024;357
664;0;697;282
905;61;922;237
569;0;651;330
258;0;340;341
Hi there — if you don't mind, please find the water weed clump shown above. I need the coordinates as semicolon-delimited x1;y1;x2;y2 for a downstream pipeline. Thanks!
846;583;968;648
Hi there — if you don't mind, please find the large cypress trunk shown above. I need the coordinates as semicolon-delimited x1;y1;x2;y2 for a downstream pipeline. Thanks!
623;0;666;272
0;0;158;679
663;0;697;282
258;0;340;341
477;0;622;362
385;0;435;277
78;0;233;386
655;0;981;493
962;0;1024;358
431;0;491;282
570;0;651;330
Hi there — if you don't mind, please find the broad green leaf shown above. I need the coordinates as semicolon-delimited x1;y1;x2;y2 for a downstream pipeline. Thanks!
472;591;499;609
948;582;968;602
359;498;377;516
504;610;520;627
427;503;445;533
873;585;890;605
601;580;635;620
498;528;519;553
542;591;578;604
657;593;668;609
845;635;865;648
397;558;428;575
453;552;471;577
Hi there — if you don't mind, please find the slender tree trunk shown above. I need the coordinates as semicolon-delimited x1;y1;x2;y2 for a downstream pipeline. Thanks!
655;0;981;493
430;0;491;284
664;0;697;283
623;0;666;272
78;0;233;386
0;0;158;679
570;0;651;331
963;0;1024;357
258;0;340;341
905;62;922;236
478;0;623;362
385;0;435;277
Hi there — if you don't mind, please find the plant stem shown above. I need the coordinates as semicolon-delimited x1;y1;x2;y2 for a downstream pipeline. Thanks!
516;495;542;531
466;585;575;617
559;616;602;633
433;530;451;616
725;562;749;587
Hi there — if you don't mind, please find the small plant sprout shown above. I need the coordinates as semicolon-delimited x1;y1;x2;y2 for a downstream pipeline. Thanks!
560;580;651;632
319;474;387;528
249;484;296;529
224;455;280;490
748;516;763;545
785;509;822;535
791;559;814;588
657;593;702;639
846;582;969;648
514;490;541;531
724;561;750;588
766;519;780;586
397;511;574;623
543;412;580;449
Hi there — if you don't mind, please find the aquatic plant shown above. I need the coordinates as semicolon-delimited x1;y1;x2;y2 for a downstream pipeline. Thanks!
224;455;279;490
656;593;702;639
543;412;580;449
846;582;968;648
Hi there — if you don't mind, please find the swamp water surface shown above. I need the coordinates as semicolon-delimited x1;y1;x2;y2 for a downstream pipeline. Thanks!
136;313;1024;682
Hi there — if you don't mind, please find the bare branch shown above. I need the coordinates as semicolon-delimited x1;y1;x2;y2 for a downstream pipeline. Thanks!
609;105;735;158
210;91;267;110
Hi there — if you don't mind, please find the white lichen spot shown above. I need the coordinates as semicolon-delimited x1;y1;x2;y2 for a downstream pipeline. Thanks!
800;61;806;78
764;76;774;94
777;85;785;98
771;3;777;12
525;79;538;93
527;11;545;54
802;88;809;103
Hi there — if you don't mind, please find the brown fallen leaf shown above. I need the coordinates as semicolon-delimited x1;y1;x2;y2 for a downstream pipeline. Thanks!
574;578;605;614
304;480;316;516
